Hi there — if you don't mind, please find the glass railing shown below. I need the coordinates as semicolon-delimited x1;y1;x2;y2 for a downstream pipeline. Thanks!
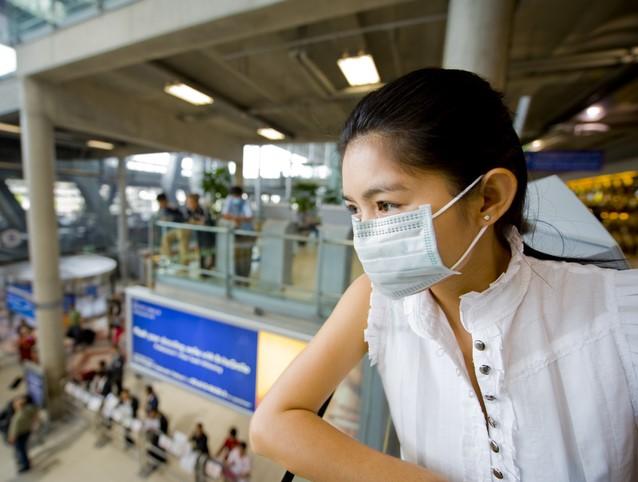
3;0;139;45
150;220;360;320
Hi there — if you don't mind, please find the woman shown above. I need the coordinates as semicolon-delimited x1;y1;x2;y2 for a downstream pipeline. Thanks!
249;69;638;481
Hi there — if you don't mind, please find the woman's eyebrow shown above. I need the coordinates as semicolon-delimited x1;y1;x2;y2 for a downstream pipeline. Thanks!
342;183;408;203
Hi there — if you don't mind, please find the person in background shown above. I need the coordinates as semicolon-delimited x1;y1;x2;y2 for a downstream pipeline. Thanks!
157;192;189;264
216;426;239;460
223;442;251;482
0;396;20;444
8;395;38;474
89;360;112;397
144;385;159;415
190;422;210;455
108;347;125;395
140;407;170;477
16;325;35;364
222;186;254;281
185;193;216;273
66;302;96;351
107;298;124;346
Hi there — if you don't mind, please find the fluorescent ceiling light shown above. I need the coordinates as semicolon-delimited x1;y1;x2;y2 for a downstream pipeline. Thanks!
87;139;115;150
574;122;609;135
337;54;381;86
0;122;20;134
257;128;286;141
0;44;16;77
164;82;213;106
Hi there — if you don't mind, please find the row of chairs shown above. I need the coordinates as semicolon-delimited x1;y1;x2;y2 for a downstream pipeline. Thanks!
64;382;224;481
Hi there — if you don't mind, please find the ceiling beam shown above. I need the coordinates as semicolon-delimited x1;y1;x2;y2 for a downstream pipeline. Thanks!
36;79;247;160
17;0;414;82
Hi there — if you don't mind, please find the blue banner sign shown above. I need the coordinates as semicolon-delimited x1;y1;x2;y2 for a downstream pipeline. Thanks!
131;298;259;412
23;362;46;408
5;285;76;324
525;150;603;172
6;286;35;323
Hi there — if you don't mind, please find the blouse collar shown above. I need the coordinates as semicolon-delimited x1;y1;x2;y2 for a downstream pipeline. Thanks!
402;227;532;339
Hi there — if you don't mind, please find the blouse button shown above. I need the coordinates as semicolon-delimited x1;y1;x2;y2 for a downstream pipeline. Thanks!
485;394;497;401
479;365;491;375
492;468;504;479
490;440;500;453
474;340;486;351
488;416;497;428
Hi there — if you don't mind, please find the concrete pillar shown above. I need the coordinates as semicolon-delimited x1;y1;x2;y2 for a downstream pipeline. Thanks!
442;0;516;91
117;157;129;283
19;77;66;416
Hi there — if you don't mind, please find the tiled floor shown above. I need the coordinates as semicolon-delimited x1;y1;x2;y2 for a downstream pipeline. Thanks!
0;354;289;482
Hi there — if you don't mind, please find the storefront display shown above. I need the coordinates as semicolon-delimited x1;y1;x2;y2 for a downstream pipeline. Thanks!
568;171;638;265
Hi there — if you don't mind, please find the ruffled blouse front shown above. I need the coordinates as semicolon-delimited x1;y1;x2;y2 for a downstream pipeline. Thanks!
365;229;638;481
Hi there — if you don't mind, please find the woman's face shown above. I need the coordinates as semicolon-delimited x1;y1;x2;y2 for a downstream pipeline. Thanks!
342;134;483;268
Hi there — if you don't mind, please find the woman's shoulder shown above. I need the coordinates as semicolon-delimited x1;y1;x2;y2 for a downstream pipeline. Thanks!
521;255;637;321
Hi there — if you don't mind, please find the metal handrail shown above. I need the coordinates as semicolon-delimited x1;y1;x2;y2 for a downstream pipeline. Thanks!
152;220;356;317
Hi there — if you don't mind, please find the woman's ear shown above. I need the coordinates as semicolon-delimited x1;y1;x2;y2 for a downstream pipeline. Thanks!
477;168;518;224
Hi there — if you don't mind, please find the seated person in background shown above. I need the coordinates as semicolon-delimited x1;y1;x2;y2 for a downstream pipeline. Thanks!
113;388;138;421
190;422;209;455
144;385;159;415
139;408;169;477
66;304;96;350
89;361;111;397
223;442;251;482
157;193;188;264
216;426;239;460
108;347;125;395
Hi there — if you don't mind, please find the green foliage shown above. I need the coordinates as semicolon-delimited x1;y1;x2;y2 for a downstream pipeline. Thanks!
202;167;232;201
322;187;342;205
291;181;319;213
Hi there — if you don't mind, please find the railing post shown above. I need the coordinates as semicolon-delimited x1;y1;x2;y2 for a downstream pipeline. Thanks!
314;232;324;318
225;227;233;298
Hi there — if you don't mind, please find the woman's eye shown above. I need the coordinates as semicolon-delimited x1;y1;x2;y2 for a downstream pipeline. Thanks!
345;204;359;215
378;201;400;213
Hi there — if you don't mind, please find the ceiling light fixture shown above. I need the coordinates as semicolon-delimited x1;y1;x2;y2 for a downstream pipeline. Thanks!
337;53;381;86
574;122;610;135
164;82;214;106
0;122;20;134
528;139;544;151
257;128;286;141
87;139;115;150
581;104;605;122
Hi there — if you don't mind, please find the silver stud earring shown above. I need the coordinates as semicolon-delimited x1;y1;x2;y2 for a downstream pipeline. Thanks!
483;214;491;221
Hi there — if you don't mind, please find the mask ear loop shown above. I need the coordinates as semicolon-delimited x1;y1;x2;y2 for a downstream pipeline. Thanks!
450;224;489;272
432;175;484;219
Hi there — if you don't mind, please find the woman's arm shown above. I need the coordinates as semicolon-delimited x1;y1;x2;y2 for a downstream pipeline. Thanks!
250;275;446;482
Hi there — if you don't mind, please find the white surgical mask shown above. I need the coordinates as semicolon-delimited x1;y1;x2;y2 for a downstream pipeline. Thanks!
352;176;488;299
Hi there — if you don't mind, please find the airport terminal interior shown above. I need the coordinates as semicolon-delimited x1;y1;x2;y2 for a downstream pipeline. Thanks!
0;0;638;481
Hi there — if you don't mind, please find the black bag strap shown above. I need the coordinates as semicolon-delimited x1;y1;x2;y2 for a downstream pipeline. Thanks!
280;393;334;482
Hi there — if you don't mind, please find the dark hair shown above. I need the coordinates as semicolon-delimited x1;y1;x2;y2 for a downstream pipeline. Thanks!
145;385;153;393
340;68;526;246
230;186;243;196
239;441;247;450
229;427;238;437
156;193;168;202
340;68;623;268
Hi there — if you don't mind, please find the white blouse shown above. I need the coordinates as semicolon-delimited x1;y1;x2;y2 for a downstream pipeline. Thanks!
365;229;638;481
